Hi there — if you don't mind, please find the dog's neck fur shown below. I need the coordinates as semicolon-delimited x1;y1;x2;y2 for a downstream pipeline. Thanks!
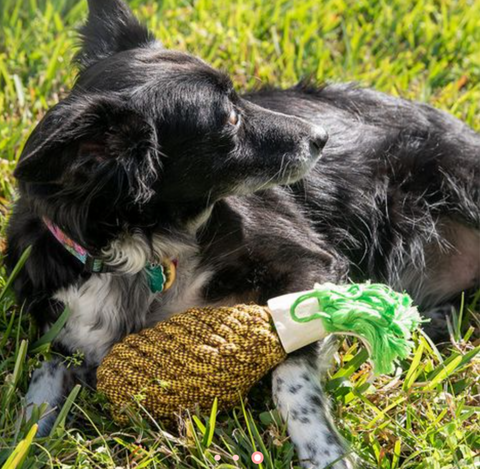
99;208;210;276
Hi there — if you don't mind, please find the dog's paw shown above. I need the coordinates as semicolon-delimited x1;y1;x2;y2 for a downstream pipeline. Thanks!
296;437;355;469
272;358;355;469
24;359;69;436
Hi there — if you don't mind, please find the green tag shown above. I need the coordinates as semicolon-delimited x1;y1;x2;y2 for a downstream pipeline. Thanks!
145;264;166;293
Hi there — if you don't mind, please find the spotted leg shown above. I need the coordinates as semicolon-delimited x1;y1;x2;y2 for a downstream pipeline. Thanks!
272;341;354;469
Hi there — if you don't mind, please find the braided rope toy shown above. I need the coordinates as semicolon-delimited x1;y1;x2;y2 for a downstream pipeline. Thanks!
97;283;422;424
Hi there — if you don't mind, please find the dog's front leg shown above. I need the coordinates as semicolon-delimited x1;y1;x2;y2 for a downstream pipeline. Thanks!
265;247;352;468
24;358;93;436
272;343;354;469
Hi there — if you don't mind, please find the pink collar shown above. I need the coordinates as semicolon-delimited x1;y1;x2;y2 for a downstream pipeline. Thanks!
44;218;104;273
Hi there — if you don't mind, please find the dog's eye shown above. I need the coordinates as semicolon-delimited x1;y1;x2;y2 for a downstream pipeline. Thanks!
228;109;240;126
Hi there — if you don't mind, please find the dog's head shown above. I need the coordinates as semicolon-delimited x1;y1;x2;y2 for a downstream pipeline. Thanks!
15;0;327;252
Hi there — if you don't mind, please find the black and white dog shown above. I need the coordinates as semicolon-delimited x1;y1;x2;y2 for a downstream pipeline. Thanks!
6;0;479;467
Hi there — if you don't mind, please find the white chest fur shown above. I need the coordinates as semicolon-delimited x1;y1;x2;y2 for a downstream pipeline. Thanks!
53;275;139;365
52;240;213;365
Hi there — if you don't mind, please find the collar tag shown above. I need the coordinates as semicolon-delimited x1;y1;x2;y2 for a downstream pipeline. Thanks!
145;260;177;293
145;264;166;293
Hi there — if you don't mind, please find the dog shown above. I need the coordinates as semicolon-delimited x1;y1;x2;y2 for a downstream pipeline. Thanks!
6;0;479;467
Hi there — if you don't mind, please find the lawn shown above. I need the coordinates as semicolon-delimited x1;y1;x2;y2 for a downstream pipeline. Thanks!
0;0;479;468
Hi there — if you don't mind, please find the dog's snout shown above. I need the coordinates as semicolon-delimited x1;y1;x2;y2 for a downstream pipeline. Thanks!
309;125;328;153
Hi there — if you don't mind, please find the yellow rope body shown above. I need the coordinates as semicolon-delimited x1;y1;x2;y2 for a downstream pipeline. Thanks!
97;304;287;423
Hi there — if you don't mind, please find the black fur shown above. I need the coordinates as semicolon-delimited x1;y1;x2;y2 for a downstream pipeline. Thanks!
6;0;479;464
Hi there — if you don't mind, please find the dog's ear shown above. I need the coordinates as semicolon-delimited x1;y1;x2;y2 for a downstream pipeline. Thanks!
76;0;156;69
14;97;158;195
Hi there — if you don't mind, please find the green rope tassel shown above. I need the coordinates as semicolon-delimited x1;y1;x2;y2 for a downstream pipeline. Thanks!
290;283;423;375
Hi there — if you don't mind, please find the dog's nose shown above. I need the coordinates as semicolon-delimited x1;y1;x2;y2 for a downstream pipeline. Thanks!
309;126;328;153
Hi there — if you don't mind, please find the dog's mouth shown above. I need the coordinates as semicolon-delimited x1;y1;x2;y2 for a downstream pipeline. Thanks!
234;144;325;196
286;141;325;182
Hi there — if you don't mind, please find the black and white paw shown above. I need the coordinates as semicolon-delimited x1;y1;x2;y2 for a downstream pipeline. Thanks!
24;359;71;436
272;358;354;469
296;435;355;469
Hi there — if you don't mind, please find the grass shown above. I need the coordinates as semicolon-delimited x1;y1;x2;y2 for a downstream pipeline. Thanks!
0;0;479;467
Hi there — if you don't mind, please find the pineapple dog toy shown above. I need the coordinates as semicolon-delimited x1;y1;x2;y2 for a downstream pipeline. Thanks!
97;283;421;423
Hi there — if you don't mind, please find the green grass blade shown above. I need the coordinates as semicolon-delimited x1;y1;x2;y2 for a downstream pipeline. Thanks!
2;339;28;414
192;415;206;435
403;339;424;390
424;355;463;391
2;424;38;469
48;384;81;437
29;306;71;352
426;345;480;382
0;309;16;349
0;246;32;304
202;397;218;448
